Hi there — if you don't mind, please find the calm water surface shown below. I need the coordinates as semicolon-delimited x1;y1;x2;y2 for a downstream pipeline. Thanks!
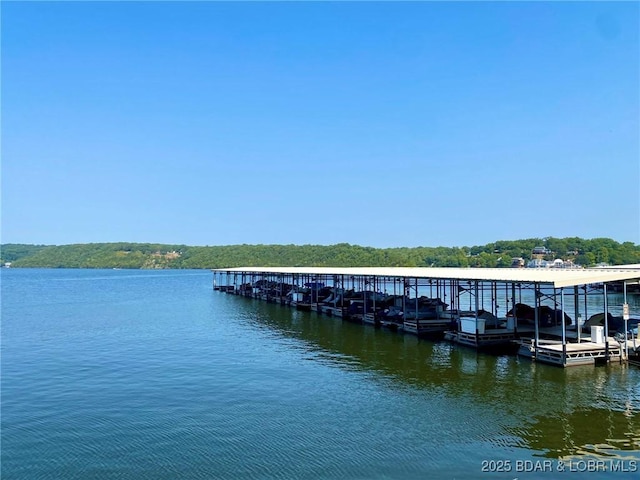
2;269;639;479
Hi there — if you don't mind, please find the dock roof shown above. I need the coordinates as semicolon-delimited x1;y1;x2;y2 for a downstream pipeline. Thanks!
212;266;640;289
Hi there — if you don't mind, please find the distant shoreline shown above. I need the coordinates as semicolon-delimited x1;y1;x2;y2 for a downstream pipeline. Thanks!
2;238;638;270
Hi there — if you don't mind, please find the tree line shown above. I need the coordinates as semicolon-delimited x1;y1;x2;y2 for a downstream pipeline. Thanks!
1;237;638;269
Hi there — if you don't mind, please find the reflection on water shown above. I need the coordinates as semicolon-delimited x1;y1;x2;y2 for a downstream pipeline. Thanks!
520;407;639;459
230;294;640;462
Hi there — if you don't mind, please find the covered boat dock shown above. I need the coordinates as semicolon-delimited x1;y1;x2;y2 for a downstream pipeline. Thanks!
212;266;640;367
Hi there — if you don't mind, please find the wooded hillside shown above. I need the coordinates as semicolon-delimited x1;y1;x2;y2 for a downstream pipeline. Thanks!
2;237;638;269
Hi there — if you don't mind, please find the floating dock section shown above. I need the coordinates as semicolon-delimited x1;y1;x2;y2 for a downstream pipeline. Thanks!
212;266;640;368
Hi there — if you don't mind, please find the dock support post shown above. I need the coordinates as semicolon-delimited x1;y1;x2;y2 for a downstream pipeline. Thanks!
363;276;368;319
604;283;609;362
534;283;540;361
402;278;407;321
415;277;419;327
373;276;377;322
623;282;629;361
475;281;480;344
560;288;566;365
584;286;588;335
574;286;580;344
511;283;517;334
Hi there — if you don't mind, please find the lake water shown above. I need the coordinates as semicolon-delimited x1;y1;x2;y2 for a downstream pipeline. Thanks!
2;268;639;479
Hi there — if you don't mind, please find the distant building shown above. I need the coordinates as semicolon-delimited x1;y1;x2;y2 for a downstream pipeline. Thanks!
510;257;525;268
526;258;582;269
527;258;548;268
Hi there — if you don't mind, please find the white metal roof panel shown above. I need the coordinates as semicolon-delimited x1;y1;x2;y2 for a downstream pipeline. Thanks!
212;266;640;289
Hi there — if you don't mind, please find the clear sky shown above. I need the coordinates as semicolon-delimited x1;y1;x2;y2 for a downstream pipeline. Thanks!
2;1;639;248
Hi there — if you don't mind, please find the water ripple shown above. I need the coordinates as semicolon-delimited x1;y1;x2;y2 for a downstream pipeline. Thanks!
3;270;640;479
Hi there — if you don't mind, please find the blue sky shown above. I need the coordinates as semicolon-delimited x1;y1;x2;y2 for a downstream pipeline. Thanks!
2;1;639;248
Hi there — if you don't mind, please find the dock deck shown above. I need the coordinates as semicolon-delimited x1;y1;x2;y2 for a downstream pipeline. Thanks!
444;329;518;352
518;338;623;366
403;318;454;336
